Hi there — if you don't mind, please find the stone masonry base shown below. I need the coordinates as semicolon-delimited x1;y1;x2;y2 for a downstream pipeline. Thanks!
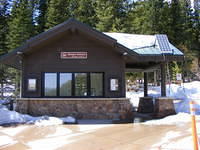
16;98;134;122
137;97;176;119
154;97;176;118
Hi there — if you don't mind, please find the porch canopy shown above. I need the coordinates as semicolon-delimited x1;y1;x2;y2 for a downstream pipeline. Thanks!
105;32;184;96
0;18;184;97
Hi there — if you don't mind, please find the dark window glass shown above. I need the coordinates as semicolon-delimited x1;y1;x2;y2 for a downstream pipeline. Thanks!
60;73;72;96
90;73;103;96
75;73;87;96
44;73;57;96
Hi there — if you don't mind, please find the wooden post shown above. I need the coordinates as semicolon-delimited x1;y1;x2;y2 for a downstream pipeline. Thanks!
17;52;23;98
154;70;157;86
144;72;148;97
161;63;166;97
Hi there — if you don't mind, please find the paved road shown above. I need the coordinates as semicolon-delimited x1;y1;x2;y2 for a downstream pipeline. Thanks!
0;123;193;150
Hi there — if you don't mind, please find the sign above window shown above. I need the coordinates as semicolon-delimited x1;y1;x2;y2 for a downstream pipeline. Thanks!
61;52;87;59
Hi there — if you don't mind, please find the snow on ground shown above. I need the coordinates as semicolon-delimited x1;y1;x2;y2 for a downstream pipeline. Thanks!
0;135;17;147
151;130;194;150
127;81;200;114
144;112;200;150
0;106;76;126
143;112;199;126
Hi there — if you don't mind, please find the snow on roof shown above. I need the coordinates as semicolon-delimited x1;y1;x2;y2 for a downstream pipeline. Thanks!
104;32;183;55
104;32;156;49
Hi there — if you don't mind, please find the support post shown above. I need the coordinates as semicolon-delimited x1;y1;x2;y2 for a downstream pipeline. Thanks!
154;70;157;86
17;52;23;98
161;63;166;97
144;72;148;97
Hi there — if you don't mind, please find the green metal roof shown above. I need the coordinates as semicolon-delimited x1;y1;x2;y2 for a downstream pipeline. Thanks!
104;32;184;56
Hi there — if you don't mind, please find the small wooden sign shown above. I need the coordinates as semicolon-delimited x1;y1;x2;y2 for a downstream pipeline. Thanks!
61;52;87;59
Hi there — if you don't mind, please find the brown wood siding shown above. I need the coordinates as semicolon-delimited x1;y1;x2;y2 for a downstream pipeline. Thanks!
22;31;126;98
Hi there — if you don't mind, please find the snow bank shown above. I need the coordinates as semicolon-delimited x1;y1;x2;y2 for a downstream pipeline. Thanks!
0;99;11;105
0;135;17;147
0;107;35;125
143;113;199;126
151;131;194;150
145;112;200;149
166;81;200;114
0;107;76;126
61;116;76;124
35;116;76;126
127;81;200;114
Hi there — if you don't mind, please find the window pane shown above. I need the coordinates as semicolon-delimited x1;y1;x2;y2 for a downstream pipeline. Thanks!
44;73;57;96
28;79;36;91
60;73;72;96
75;73;87;96
91;73;103;96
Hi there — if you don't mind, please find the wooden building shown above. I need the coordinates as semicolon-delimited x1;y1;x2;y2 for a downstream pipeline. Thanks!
0;18;184;121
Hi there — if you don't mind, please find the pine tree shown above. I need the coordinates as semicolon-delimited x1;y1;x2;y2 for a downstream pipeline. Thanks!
0;0;9;55
170;61;181;80
7;0;34;50
95;0;130;32
45;0;70;29
72;0;97;27
36;0;49;33
126;1;148;34
145;0;165;34
167;0;184;45
193;8;200;67
0;0;10;99
126;0;170;34
193;9;200;50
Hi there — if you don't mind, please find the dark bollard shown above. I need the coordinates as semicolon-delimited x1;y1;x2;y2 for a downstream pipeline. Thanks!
138;97;154;113
9;99;14;110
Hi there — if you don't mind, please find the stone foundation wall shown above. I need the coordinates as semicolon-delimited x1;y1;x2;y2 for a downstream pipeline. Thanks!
154;97;176;118
16;98;134;121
